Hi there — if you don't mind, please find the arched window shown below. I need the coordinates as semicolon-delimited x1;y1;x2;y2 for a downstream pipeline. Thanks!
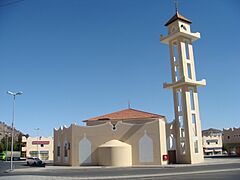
139;131;153;163
79;134;92;165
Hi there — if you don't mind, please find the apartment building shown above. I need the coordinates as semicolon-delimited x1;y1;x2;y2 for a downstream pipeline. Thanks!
202;128;222;155
223;128;240;155
22;136;54;160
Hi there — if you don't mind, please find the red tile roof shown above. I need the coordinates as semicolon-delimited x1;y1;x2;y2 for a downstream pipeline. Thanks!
165;11;192;26
83;108;165;122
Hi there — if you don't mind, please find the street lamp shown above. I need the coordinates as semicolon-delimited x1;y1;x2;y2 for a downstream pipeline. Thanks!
7;91;23;171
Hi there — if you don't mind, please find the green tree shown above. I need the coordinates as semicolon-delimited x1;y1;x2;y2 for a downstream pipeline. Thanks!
1;136;11;151
0;142;4;152
0;133;23;152
15;133;22;151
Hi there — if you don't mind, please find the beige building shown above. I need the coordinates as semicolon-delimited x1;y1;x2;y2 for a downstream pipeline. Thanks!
22;136;54;160
202;128;222;155
54;108;168;166
223;128;240;155
54;10;206;166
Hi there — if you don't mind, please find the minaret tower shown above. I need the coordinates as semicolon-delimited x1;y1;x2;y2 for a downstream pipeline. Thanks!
160;10;206;164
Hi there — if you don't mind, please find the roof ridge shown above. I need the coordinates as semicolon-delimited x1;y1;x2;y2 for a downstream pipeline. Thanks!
84;108;165;122
164;11;192;26
127;108;165;117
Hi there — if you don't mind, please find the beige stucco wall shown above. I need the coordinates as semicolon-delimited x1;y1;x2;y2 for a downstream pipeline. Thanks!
54;118;168;166
22;136;54;160
202;134;222;154
202;135;222;148
223;128;240;144
54;125;73;165
98;140;132;166
161;15;205;164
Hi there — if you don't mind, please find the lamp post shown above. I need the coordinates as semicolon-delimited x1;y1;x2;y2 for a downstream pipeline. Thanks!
7;91;23;171
34;128;40;158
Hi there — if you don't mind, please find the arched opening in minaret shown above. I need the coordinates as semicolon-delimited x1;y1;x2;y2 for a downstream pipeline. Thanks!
192;114;197;137
172;41;181;82
176;88;186;155
189;89;195;110
184;41;190;60
187;63;192;79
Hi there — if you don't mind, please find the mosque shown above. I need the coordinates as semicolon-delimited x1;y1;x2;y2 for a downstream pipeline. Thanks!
54;10;206;166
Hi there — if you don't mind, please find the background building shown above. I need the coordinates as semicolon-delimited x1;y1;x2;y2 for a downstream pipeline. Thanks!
202;128;222;155
223;128;240;155
22;136;54;160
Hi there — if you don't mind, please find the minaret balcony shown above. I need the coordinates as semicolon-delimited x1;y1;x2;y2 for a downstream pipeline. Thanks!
163;78;206;89
160;31;200;44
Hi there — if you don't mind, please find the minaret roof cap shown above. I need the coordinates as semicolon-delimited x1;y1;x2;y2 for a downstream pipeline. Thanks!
165;11;192;26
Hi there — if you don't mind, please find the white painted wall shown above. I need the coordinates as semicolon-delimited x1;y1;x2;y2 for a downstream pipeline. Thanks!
139;131;153;163
79;135;92;165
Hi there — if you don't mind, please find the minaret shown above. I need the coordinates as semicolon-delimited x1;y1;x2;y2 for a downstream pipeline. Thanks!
160;11;206;164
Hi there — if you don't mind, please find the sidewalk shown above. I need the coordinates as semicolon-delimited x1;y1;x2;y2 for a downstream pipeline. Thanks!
1;157;239;180
13;156;240;172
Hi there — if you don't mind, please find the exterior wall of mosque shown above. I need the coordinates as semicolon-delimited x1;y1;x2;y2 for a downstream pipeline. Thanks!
54;119;168;166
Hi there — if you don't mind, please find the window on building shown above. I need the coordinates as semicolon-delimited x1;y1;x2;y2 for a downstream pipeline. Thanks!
57;146;60;157
173;42;178;63
179;115;186;155
207;142;210;145
178;115;186;141
194;140;199;153
177;89;183;112
41;144;44;147
175;65;180;82
40;151;49;160
192;114;197;136
189;89;195;110
192;114;196;124
172;42;181;82
30;151;38;157
179;115;184;128
187;63;192;79
227;136;230;139
185;41;190;60
64;143;68;157
180;141;186;155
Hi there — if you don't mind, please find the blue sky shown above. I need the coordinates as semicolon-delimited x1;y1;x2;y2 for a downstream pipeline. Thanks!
0;0;239;137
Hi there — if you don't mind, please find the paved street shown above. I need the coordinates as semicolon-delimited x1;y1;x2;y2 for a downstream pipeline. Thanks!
0;157;240;179
0;160;30;173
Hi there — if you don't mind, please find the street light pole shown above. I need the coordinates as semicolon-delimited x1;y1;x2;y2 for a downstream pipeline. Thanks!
6;134;8;162
7;91;23;171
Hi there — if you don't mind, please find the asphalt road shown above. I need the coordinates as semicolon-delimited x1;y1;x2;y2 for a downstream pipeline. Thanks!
0;160;29;173
0;160;240;179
